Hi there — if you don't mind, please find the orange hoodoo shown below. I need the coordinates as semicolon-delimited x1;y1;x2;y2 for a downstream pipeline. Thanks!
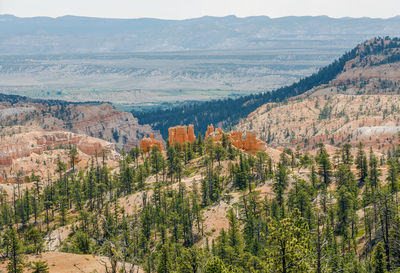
205;125;266;153
205;124;215;139
229;131;244;149
188;125;196;143
168;125;196;146
242;132;266;152
140;134;163;152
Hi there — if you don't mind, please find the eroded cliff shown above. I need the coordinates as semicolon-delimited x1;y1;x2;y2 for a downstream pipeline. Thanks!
0;101;160;150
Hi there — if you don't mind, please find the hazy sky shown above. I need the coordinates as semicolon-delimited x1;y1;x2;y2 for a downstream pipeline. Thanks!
0;0;399;19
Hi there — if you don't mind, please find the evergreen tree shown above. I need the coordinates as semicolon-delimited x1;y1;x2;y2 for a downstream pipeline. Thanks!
373;242;386;273
150;146;163;182
227;209;243;254
316;143;332;187
273;163;289;215
31;261;49;273
265;211;312;273
355;142;368;185
386;159;398;194
341;143;353;165
205;257;228;273
369;148;381;190
6;228;23;273
157;244;171;273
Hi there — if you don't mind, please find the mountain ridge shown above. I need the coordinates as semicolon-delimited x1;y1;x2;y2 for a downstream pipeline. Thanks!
1;15;400;54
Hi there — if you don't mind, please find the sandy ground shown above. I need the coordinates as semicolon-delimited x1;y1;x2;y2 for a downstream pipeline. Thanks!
0;251;144;273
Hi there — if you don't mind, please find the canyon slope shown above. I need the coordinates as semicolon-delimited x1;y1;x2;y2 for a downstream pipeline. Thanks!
0;95;161;180
237;37;400;151
0;95;160;150
0;129;120;181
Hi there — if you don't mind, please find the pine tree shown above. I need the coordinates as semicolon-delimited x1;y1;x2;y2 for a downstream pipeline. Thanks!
373;242;386;273
377;188;395;272
369;148;381;190
310;164;318;189
389;216;400;269
157;244;171;273
273;163;289;215
227;209;243;253
386;159;398;194
177;247;206;273
355;142;368;186
341;143;353;165
6;228;23;273
31;261;49;273
150;146;163;182
24;227;43;254
265;211;311;273
204;257;227;273
256;151;267;183
316;143;332;187
215;145;226;166
233;154;249;190
69;146;78;173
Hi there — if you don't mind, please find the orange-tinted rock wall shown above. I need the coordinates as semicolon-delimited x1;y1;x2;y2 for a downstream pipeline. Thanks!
188;125;196;143
205;124;214;139
230;131;244;149
205;125;266;153
242;132;266;152
168;125;196;146
141;134;163;152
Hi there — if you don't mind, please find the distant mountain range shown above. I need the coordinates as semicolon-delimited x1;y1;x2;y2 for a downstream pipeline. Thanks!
1;14;400;54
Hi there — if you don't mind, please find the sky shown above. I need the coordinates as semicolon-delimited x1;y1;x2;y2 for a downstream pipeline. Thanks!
0;0;399;19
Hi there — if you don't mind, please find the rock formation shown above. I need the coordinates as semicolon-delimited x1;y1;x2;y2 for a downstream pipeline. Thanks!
69;104;159;150
205;124;215;139
0;129;121;183
242;132;266;152
140;134;163;152
205;125;224;143
188;125;196;143
229;131;244;149
0;131;115;167
168;125;196;146
205;125;266;153
0;101;160;151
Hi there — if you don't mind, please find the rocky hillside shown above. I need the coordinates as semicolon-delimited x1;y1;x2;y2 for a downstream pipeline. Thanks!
0;94;160;150
237;94;400;150
303;38;400;96
237;38;400;150
0;128;120;181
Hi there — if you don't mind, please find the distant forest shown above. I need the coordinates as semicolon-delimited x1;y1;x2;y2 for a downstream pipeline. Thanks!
0;93;101;107
134;37;400;139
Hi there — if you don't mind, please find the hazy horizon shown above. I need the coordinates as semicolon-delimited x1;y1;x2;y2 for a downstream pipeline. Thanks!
1;0;399;20
1;13;400;20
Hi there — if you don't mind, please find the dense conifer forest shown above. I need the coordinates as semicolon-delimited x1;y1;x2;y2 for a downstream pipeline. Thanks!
1;135;400;272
